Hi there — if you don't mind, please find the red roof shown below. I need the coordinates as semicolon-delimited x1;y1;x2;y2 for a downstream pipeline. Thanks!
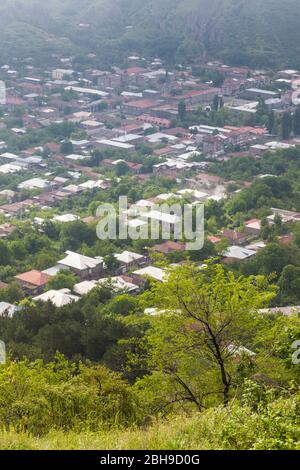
45;142;60;152
174;88;221;100
207;235;222;244
126;162;142;171
223;230;246;241
126;99;157;109
151;241;186;254
137;115;171;128
124;67;146;75
279;234;293;244
15;270;51;287
196;173;222;184
245;218;260;225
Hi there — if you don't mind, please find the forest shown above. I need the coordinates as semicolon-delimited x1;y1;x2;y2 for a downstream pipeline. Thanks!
0;0;300;68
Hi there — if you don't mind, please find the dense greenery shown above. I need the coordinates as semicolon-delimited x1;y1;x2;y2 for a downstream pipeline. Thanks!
0;390;299;450
0;0;300;68
0;264;299;448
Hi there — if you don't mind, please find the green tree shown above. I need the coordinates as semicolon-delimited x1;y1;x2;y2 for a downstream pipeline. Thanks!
47;269;79;290
0;241;11;266
260;217;271;241
60;141;74;155
278;264;300;303
116;161;129;177
281;112;293;140
131;263;275;408
178;100;186;121
293;107;300;136
267;111;275;134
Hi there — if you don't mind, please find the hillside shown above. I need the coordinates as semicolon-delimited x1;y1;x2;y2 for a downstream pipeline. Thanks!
0;0;300;68
1;395;299;450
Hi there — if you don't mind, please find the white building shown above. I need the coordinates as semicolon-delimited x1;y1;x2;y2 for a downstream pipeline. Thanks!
34;289;79;307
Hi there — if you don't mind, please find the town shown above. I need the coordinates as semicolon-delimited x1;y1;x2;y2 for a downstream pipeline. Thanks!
0;55;299;313
0;1;299;451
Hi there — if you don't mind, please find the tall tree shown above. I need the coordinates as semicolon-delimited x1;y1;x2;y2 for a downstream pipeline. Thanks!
133;263;275;408
281;112;293;139
267;111;275;134
293;107;300;136
178;100;186;121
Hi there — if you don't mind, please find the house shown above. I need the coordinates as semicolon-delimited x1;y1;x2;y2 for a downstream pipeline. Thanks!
223;246;256;263
150;241;186;254
191;172;223;189
173;88;221;106
58;251;104;280
222;229;249;246
125;162;143;174
244;218;261;236
133;266;166;282
18;178;50;191
227;344;256;360
245;241;266;252
123;99;158;115
73;280;100;296
74;276;139;295
207;235;222;245
34;289;79;307
52;214;80;223
97;276;140;293
259;306;300;317
279;233;293;244
141;210;182;232
202;135;225;156
0;223;16;239
52;69;75;80
0;199;38;216
136;114;171;128
42;265;67;277
0;302;20;318
242;88;279;101
94;139;135;152
0;281;8;290
15;270;51;295
267;208;300;224
114;251;147;273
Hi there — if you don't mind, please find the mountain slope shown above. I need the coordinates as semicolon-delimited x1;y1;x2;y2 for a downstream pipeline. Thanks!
0;0;300;68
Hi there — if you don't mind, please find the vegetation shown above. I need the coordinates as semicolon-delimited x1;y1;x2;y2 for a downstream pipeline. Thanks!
0;0;300;68
0;391;299;450
0;263;299;449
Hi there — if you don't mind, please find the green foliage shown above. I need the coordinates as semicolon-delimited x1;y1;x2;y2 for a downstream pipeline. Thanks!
127;263;276;410
47;270;79;291
0;355;139;435
0;1;300;69
0;390;299;449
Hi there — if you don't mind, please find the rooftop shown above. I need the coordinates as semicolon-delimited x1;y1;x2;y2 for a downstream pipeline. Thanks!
15;270;51;287
58;251;103;271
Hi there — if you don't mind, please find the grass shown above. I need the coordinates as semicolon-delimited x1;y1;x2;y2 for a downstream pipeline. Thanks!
0;412;224;450
1;402;299;450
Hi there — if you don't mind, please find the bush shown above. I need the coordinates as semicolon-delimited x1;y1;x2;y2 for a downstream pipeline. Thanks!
0;355;140;435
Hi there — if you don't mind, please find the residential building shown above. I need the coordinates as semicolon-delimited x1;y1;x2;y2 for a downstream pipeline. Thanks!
114;251;147;273
15;270;52;295
58;251;104;280
34;289;79;307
